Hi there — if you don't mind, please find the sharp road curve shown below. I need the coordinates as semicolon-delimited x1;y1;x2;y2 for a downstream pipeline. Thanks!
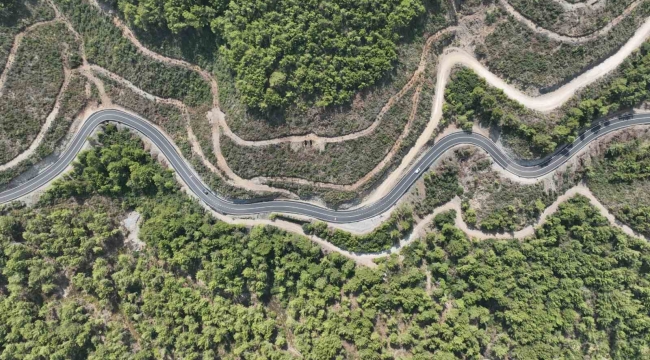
2;109;649;223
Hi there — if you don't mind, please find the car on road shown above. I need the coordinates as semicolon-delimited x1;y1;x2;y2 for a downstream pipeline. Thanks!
415;167;421;174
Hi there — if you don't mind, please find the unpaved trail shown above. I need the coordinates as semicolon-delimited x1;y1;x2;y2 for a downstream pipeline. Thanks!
49;0;650;201
499;0;647;43
209;121;294;195
0;19;61;97
46;0;112;106
205;27;455;147
239;12;650;195
4;0;650;266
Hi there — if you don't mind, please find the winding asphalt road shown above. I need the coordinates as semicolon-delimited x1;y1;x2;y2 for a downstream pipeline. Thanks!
1;109;649;223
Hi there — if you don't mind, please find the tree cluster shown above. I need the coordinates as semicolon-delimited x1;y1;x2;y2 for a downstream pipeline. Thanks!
0;0;18;18
114;0;425;110
415;162;463;217
42;124;177;202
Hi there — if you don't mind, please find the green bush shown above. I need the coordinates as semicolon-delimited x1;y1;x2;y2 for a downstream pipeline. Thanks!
42;124;177;201
415;163;463;216
587;138;650;236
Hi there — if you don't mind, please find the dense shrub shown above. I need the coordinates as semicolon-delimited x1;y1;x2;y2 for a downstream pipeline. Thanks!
587;138;650;236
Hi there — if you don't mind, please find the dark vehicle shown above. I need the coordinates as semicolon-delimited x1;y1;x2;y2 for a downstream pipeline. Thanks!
619;113;633;120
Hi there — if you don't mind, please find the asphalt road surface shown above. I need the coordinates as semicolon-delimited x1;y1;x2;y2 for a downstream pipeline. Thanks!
1;109;649;223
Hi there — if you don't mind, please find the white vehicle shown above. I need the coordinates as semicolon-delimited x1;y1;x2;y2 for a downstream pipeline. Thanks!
415;167;421;174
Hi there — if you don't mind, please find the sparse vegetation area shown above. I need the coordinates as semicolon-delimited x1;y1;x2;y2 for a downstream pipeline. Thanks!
483;2;650;90
0;22;75;164
0;0;54;68
52;0;212;106
221;86;417;184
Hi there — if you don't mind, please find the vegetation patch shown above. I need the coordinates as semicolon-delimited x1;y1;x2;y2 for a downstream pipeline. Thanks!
264;180;360;209
414;161;463;217
221;86;417;185
507;0;637;36
0;0;55;69
0;22;75;164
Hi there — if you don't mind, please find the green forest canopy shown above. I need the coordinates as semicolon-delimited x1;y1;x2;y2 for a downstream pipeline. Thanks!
115;0;426;110
2;125;650;358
